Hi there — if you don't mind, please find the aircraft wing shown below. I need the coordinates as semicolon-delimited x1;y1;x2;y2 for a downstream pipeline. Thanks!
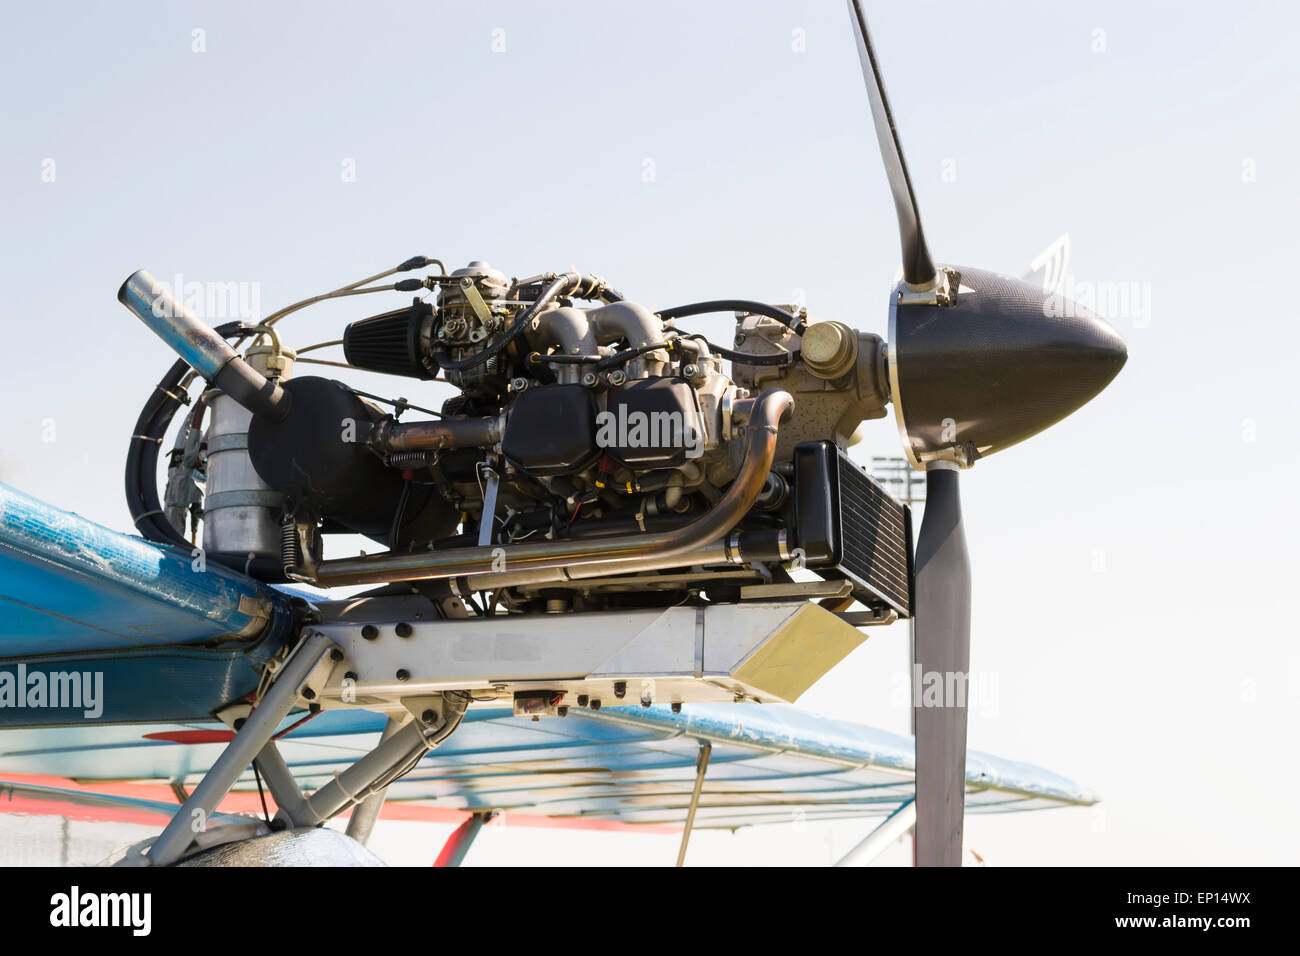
1;478;1092;839
0;704;1094;833
0;482;293;725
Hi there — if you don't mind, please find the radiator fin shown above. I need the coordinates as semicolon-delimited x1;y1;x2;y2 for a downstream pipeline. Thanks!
836;455;912;615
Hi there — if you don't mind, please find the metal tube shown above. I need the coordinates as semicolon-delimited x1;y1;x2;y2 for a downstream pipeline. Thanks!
297;702;463;823
119;269;239;380
252;741;309;827
119;269;290;422
675;740;712;867
312;388;794;588
461;540;735;591
295;721;427;825
343;716;405;844
833;798;917;867
147;631;334;866
374;414;502;454
433;812;491;867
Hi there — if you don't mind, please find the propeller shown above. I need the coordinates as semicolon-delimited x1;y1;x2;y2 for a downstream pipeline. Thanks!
844;0;1127;865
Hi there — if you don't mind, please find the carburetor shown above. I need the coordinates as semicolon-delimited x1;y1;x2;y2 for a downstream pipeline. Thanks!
431;261;512;392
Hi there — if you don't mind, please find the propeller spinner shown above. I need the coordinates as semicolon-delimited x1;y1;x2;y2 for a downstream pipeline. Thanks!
845;0;1127;865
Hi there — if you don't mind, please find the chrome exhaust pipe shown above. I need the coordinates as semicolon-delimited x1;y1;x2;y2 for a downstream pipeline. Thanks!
311;388;794;588
119;269;291;423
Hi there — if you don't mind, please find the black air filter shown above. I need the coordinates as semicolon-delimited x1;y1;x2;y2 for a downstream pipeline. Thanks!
791;441;913;616
342;300;436;380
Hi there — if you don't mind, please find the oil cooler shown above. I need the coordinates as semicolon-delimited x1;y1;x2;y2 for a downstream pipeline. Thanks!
790;441;913;616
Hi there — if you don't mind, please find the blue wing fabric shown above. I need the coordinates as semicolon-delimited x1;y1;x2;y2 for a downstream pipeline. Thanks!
0;481;288;655
0;482;291;726
0;705;1094;829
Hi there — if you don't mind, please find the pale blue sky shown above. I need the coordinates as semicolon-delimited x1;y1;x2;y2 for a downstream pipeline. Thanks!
2;1;1297;864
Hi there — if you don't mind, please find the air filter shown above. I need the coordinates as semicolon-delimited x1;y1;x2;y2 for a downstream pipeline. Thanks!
342;300;436;380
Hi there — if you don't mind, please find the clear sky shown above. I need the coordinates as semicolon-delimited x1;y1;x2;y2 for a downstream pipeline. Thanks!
2;0;1296;865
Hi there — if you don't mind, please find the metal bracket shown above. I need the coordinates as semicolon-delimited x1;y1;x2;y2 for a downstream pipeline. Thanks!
477;463;500;547
739;579;854;601
896;267;961;308
458;276;494;325
308;598;870;709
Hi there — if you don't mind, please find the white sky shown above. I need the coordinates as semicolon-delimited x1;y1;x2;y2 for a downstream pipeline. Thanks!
1;0;1296;864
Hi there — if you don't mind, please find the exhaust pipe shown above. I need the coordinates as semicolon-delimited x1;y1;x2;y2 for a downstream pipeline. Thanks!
370;414;504;455
119;269;291;423
312;388;795;588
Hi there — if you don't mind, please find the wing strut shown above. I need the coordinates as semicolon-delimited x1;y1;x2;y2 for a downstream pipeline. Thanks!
345;716;405;845
833;798;917;867
433;811;496;867
144;630;470;866
675;740;712;867
147;631;336;866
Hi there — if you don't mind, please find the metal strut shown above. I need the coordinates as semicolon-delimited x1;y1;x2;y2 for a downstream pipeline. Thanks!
833;798;917;867
675;740;712;867
433;810;496;867
345;716;404;845
146;628;469;866
147;631;335;866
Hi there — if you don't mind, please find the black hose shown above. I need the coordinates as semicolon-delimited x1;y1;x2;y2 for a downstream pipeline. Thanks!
526;340;676;372
527;351;588;366
594;341;674;372
681;334;799;367
656;299;807;335
125;321;286;580
434;272;620;374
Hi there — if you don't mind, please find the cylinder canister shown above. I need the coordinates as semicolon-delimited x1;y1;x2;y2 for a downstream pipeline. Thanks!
202;345;295;561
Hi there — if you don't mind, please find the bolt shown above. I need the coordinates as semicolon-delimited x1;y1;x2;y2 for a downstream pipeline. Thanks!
421;708;438;724
682;363;699;379
608;369;627;387
613;681;627;699
510;376;529;392
582;372;598;388
671;702;682;714
590;698;602;710
329;648;344;662
396;669;410;682
577;694;589;707
362;625;379;641
395;622;413;638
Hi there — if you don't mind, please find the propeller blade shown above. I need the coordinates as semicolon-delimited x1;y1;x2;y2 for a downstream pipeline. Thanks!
846;0;936;287
911;463;971;866
839;1;1128;870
